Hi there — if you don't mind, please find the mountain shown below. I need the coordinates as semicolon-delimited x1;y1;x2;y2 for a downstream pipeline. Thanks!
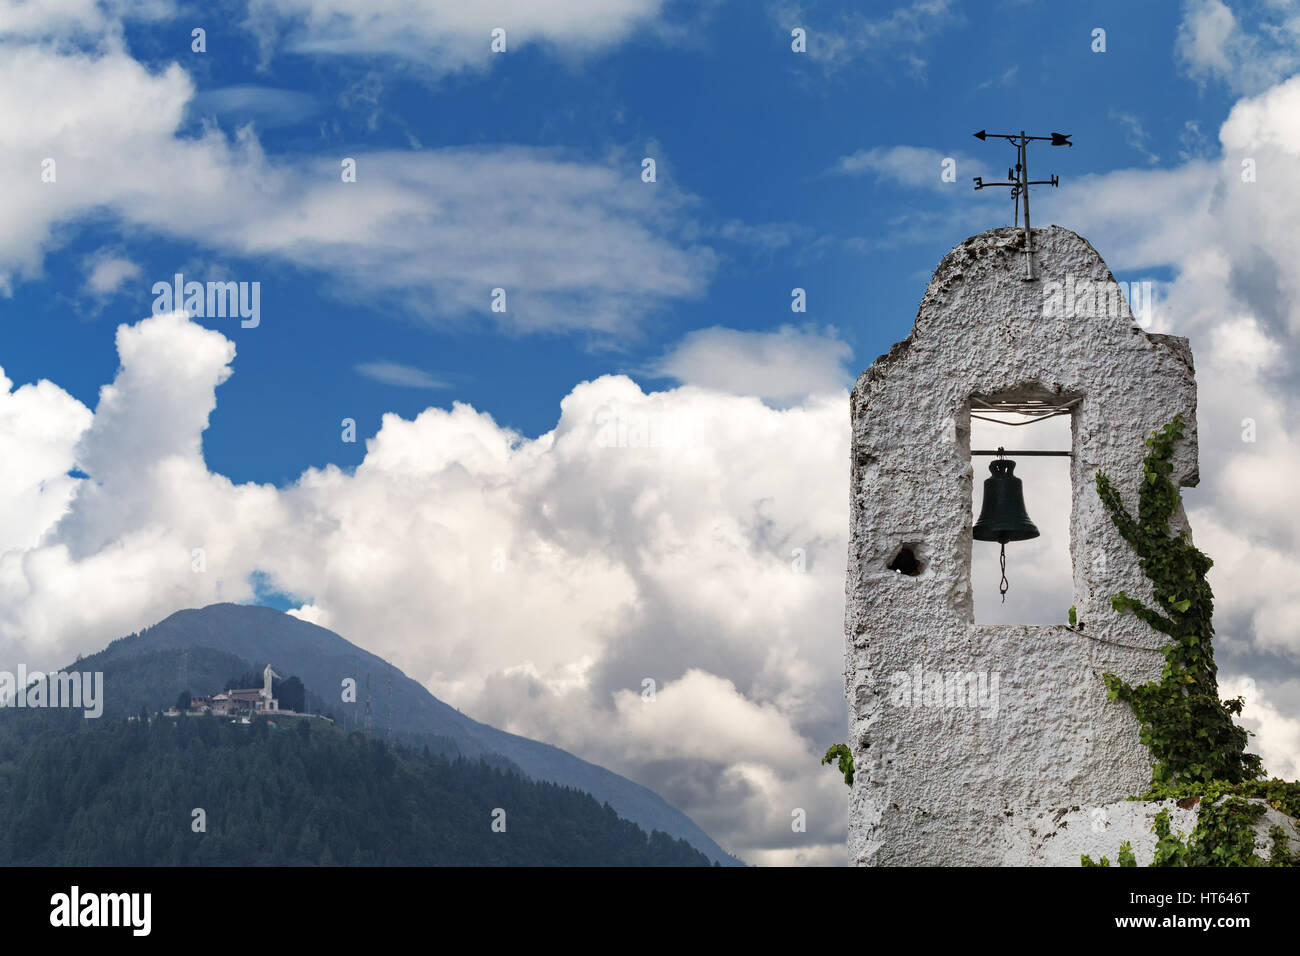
0;709;714;866
77;603;742;865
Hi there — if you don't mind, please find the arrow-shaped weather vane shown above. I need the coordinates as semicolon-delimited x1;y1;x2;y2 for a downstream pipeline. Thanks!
971;129;1072;280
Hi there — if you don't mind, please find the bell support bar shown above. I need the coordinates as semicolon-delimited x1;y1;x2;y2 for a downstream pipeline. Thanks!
972;449;1071;456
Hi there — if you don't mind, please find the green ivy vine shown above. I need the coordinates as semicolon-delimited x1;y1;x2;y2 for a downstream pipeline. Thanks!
822;743;854;787
1081;415;1300;866
1081;841;1137;867
1094;414;1261;785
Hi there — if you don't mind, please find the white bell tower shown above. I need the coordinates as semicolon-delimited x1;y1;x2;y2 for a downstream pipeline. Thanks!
262;665;281;712
845;226;1201;864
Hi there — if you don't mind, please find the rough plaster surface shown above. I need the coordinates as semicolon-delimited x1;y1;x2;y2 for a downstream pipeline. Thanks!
1000;799;1300;866
845;226;1200;866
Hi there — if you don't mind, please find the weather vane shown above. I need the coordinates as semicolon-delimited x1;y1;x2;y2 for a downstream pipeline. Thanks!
971;129;1072;281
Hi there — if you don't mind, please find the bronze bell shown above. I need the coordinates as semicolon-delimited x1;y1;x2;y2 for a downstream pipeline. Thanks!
973;458;1040;543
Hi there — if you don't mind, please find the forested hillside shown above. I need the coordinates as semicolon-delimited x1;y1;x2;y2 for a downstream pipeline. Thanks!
75;603;741;864
0;711;714;867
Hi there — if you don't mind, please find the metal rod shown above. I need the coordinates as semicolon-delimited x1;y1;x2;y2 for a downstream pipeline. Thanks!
970;396;1082;412
1019;130;1033;280
972;449;1071;456
970;408;1072;426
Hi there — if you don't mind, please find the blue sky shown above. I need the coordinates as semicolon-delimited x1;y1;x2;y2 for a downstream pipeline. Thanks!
0;0;1228;486
3;0;1300;866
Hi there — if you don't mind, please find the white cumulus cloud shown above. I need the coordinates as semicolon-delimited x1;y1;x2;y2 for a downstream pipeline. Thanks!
652;324;853;402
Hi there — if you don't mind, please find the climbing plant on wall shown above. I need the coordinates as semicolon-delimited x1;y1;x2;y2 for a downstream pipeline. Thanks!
821;743;854;787
1084;415;1300;866
1094;414;1261;786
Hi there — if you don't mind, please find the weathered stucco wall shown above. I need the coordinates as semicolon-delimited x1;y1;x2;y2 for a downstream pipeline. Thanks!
845;226;1199;866
1000;799;1300;866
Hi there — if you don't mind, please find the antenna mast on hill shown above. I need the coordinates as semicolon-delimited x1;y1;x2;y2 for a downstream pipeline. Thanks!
971;129;1072;281
364;673;372;739
386;666;393;745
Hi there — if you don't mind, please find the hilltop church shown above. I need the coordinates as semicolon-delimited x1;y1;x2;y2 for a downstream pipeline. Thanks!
182;664;282;717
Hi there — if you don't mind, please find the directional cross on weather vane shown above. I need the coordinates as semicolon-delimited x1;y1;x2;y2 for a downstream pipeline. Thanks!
971;129;1072;281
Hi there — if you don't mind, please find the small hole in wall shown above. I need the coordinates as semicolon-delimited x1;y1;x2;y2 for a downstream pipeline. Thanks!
887;545;923;576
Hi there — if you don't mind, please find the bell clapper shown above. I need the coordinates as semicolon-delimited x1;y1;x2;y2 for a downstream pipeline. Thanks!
999;541;1009;603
